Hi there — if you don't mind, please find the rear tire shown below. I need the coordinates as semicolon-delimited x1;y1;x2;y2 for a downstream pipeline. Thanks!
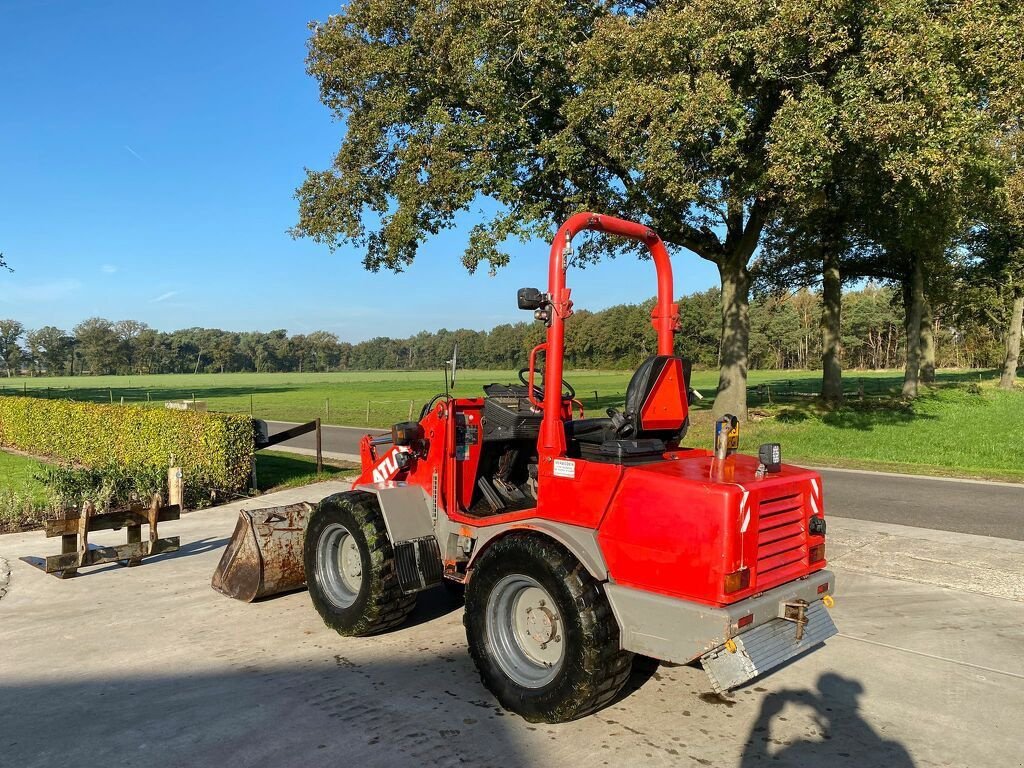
464;535;633;723
304;491;416;636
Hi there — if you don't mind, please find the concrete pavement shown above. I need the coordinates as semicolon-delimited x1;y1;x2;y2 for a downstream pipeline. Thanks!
1;483;1021;768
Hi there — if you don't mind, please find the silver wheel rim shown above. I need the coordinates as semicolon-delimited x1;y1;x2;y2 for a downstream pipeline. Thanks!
485;574;565;688
316;523;363;608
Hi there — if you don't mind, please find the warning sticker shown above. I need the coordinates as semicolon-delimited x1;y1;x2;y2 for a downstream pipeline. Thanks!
553;459;576;479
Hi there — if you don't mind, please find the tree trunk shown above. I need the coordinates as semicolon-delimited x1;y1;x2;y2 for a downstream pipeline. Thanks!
999;292;1023;389
713;257;750;420
902;256;925;398
920;296;935;383
820;246;843;404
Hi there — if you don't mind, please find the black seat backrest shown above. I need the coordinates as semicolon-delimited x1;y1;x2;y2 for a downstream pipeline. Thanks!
623;355;690;440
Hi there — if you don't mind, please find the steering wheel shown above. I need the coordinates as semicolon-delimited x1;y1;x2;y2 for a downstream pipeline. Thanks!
606;407;634;437
518;367;576;400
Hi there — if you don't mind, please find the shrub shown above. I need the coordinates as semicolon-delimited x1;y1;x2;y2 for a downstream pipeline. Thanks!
38;462;166;512
0;397;253;507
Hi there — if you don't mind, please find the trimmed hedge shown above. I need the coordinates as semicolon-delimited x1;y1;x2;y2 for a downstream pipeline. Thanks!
0;397;254;506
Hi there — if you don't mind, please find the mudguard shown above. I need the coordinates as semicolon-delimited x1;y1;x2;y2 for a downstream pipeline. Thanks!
355;483;442;593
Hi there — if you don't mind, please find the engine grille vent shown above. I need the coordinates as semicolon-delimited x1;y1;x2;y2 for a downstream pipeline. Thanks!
755;492;807;588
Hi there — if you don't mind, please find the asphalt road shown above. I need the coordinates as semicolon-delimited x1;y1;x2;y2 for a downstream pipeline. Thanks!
264;421;1024;541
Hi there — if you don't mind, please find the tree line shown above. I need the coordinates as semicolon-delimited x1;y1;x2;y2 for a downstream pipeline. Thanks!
292;0;1024;416
0;283;1007;378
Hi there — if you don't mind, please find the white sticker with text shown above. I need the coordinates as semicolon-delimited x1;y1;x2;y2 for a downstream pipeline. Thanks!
553;459;576;479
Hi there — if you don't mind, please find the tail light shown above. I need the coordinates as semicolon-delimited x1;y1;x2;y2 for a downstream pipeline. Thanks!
809;543;826;563
724;568;750;594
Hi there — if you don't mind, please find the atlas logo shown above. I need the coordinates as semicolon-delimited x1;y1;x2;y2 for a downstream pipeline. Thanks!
372;447;409;483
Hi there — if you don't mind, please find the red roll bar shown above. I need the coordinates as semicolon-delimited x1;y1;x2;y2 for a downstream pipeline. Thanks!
538;213;679;456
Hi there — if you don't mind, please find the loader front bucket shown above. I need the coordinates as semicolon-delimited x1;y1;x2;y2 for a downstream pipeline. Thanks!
211;503;312;602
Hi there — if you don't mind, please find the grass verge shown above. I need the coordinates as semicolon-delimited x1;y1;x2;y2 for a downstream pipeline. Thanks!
254;450;357;492
0;450;54;533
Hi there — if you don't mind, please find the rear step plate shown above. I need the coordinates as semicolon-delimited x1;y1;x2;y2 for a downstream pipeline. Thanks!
700;601;837;693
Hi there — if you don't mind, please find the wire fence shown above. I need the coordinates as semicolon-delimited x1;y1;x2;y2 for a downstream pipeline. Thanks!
0;370;999;428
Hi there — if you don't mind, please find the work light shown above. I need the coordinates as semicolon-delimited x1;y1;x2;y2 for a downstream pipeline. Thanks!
758;443;782;473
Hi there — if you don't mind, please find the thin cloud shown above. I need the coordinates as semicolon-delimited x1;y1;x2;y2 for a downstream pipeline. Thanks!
0;278;81;303
151;290;179;303
101;264;118;274
124;144;144;162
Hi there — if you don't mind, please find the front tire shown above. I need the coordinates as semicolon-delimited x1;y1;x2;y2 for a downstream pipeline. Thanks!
464;535;633;722
304;491;416;636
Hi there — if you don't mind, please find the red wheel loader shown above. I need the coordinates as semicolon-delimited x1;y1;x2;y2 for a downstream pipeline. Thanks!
292;213;835;722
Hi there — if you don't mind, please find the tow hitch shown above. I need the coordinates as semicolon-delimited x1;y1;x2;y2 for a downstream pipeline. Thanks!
783;599;809;640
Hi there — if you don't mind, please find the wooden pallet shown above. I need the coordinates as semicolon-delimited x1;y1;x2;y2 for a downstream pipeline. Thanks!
28;496;180;578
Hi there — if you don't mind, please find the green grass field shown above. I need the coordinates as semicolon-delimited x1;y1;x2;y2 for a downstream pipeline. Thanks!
0;450;49;502
1;367;1021;481
0;450;52;532
254;450;356;492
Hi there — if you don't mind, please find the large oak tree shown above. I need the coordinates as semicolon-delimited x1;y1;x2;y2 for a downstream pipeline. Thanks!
294;0;870;418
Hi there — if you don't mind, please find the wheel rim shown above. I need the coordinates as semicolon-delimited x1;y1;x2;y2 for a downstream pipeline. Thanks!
485;574;565;688
316;523;363;608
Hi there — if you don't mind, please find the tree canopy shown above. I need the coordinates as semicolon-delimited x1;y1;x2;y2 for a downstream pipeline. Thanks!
293;0;1024;415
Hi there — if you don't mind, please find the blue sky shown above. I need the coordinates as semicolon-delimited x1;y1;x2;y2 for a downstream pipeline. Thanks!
0;1;721;342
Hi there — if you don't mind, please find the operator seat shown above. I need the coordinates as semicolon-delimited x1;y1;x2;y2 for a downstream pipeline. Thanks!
569;355;690;450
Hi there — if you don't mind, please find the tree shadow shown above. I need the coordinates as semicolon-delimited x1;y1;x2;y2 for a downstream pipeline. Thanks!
740;673;915;767
768;393;941;432
0;658;533;767
1;383;305;406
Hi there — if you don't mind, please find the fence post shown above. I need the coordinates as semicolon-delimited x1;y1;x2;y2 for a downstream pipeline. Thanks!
408;399;414;420
366;401;370;424
315;418;323;476
168;466;184;511
249;394;253;416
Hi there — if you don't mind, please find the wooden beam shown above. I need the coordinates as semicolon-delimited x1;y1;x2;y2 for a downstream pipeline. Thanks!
44;505;180;538
258;420;317;449
43;538;179;573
